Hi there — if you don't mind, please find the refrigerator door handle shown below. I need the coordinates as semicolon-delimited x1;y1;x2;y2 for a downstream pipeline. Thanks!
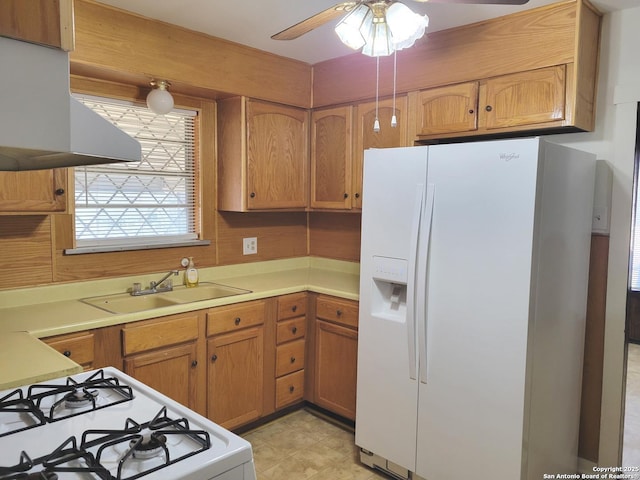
406;183;425;381
418;184;435;384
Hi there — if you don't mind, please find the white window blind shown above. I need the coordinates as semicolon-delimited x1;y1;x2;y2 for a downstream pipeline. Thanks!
72;95;198;252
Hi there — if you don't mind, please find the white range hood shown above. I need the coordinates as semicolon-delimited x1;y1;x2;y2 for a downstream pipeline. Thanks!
0;36;141;171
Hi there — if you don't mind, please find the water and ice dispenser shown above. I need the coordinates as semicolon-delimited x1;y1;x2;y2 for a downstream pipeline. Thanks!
371;256;409;323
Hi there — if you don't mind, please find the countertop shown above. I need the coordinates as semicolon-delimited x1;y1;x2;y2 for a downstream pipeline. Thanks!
0;257;360;390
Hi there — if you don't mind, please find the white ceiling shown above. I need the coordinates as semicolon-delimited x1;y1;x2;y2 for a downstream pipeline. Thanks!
94;0;640;64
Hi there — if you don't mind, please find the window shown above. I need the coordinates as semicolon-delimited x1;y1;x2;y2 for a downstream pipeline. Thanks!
69;95;201;254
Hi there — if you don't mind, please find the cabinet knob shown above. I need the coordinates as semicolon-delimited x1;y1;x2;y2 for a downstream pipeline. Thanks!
55;188;65;196
63;350;71;357
235;317;241;326
290;356;296;364
344;193;349;199
292;326;298;334
468;109;474;114
289;385;295;393
211;354;218;362
250;192;256;198
292;305;297;312
355;193;360;199
191;360;198;367
485;105;493;112
336;309;342;316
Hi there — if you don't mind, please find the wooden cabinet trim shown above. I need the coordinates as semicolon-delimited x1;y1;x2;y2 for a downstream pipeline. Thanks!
122;314;199;356
207;300;265;336
276;338;305;377
277;292;308;320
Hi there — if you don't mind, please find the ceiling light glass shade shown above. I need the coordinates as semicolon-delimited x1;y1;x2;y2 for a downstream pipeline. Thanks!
146;80;174;115
386;2;429;51
335;4;372;51
362;21;394;57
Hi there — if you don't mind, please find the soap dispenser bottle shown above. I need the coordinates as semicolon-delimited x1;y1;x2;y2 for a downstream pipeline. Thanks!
185;257;199;287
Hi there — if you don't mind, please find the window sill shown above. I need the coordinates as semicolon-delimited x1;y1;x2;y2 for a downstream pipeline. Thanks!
64;239;211;255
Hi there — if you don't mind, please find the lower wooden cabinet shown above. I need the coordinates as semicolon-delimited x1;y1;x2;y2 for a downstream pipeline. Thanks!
121;311;205;415
124;342;198;410
43;331;95;370
315;319;358;420
311;295;359;420
206;300;266;430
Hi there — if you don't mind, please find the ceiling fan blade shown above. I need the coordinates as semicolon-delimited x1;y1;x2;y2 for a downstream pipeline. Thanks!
413;0;529;4
271;2;359;41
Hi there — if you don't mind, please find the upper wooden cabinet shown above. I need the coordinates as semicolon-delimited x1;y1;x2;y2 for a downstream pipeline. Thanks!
0;0;74;51
354;96;410;209
0;169;67;214
310;97;410;211
413;65;573;140
218;97;309;211
310;106;354;210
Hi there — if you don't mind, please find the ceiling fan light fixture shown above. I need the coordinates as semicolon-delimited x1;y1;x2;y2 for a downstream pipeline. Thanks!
386;2;429;51
362;20;393;57
335;3;372;51
147;79;174;115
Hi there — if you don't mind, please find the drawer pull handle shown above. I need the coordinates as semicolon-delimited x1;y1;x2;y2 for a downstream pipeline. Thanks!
191;360;198;367
63;350;71;357
55;188;65;196
292;326;298;334
289;385;295;393
290;356;296;363
235;317;241;325
292;305;297;312
336;309;342;316
211;354;218;362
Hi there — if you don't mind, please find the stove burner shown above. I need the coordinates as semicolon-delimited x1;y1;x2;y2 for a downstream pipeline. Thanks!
63;388;99;409
129;433;167;460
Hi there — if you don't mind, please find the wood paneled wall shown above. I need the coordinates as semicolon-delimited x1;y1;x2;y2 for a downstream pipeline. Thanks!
308;212;361;262
70;0;312;109
0;216;53;288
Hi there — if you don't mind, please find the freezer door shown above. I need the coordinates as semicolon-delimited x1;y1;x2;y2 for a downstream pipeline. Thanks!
415;138;540;480
355;146;429;473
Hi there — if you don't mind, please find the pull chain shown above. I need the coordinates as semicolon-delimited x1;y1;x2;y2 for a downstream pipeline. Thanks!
391;50;398;128
374;55;380;133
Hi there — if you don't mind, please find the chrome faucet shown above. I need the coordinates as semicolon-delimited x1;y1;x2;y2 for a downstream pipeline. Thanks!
131;270;179;296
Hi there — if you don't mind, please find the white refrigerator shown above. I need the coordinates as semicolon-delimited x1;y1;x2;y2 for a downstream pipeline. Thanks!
355;137;595;480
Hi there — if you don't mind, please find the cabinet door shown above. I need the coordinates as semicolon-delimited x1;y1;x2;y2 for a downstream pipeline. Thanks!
315;319;358;420
310;106;353;210
0;169;66;213
416;83;479;137
246;100;308;210
207;326;264;430
483;65;565;129
355;96;409;209
124;342;199;410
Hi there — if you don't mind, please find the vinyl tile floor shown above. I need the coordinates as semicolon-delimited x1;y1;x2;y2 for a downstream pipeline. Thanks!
624;343;640;469
241;409;390;480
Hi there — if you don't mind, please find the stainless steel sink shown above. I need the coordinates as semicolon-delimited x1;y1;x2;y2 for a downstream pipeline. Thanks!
81;282;251;314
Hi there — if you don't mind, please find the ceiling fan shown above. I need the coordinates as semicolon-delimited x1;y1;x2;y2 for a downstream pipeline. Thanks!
272;0;530;41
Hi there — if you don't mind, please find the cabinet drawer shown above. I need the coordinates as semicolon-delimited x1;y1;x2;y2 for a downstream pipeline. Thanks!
276;339;305;377
276;317;306;345
275;370;304;409
123;314;199;356
44;332;94;366
316;296;359;329
277;293;307;320
207;300;265;336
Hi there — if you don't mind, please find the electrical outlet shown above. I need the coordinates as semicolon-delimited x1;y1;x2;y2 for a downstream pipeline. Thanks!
243;237;257;255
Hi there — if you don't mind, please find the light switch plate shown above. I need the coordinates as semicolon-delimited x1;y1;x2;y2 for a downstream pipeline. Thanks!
243;237;257;255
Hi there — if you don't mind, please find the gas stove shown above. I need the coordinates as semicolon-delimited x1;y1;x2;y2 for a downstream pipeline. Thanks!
0;368;256;480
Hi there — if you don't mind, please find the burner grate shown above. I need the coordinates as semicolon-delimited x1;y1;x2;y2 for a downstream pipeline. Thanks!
27;369;134;423
0;390;46;438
